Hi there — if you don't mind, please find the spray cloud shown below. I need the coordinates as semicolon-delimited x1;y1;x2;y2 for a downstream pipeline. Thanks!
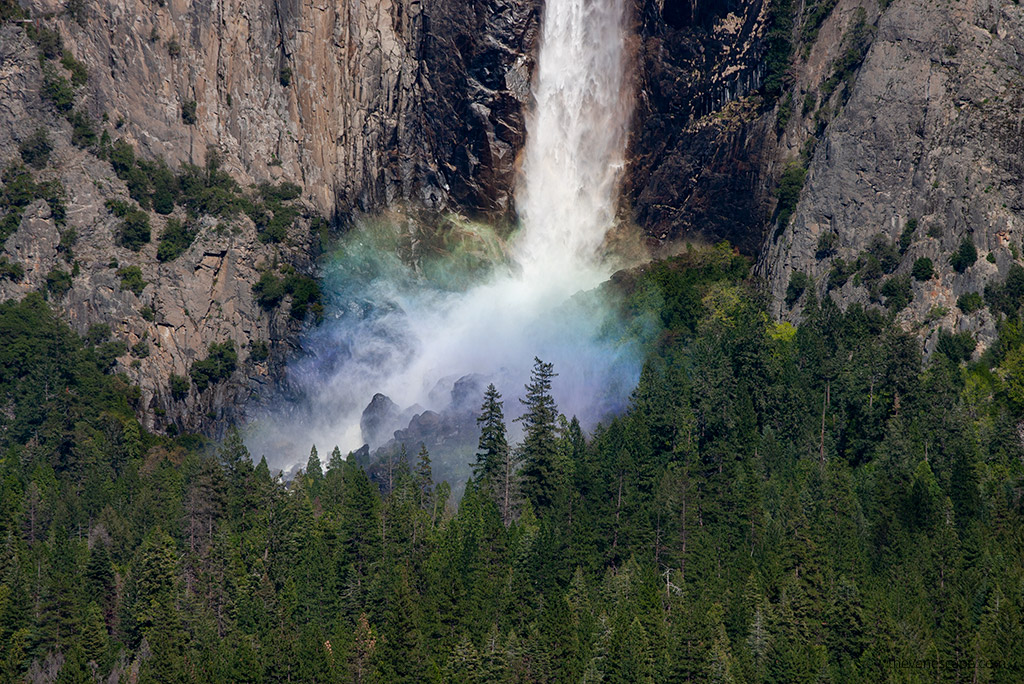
248;0;636;482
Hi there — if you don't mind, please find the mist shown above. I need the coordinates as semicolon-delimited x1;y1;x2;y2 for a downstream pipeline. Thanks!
246;0;636;485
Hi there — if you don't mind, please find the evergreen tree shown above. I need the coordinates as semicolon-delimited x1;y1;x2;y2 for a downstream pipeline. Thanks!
474;384;508;484
518;358;561;512
415;443;433;509
306;444;323;481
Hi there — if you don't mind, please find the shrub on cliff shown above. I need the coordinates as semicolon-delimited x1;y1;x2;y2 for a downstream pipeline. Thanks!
190;341;237;392
116;265;147;295
950;236;977;273
911;257;934;281
775;162;807;229
19;129;52;169
156;218;196;262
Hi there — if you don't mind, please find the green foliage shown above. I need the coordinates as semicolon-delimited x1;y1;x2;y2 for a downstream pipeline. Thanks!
776;92;793;134
775;162;807;228
169;373;189;400
957;291;984;314
19;128;52;169
41;64;75;113
950;235;978;273
116;265;147;295
785;271;810;308
984;263;1024;316
166;38;181;58
189;340;237;391
279;64;292;87
253;271;286;308
880;275;913;311
0;256;24;281
1;0;27;21
517;357;561;511
815;231;838;259
181;99;197;125
248;339;269;362
935;329;975;362
5;243;1024;684
801;0;839;44
68;109;97;148
60;51;88;86
45;267;72;297
156;218;196;262
111;204;151;251
26;22;63;59
253;268;323;321
911;256;934;281
763;0;795;100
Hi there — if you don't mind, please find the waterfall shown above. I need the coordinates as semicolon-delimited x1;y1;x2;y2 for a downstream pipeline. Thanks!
516;0;630;285
248;0;637;475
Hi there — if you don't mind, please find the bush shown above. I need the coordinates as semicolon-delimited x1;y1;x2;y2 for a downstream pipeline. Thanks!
775;162;807;229
45;268;73;298
181;100;197;125
284;273;322;321
26;23;63;60
68;109;97;148
911;257;934;281
957;291;984;314
170;373;189;400
785;271;810;308
253;271;286;308
116;266;147;295
279;65;292;87
19;129;53;169
139;306;156;322
85;323;111;345
935;329;976;363
827;258;853;290
156;218;196;262
130;340;149;358
249;340;269;362
190;341;237;391
880;275;913;312
60;51;88;86
984;264;1024;316
950;236;977;273
815;232;838;259
115;209;151;251
167;38;181;58
0;256;24;282
41;66;75;113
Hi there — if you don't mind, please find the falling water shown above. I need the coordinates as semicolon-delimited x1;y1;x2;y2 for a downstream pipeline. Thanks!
248;0;635;475
516;0;630;284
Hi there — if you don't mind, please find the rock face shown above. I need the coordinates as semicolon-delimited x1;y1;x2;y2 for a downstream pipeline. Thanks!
757;0;1024;353
1;24;319;435
21;0;539;219
625;0;774;254
1;0;539;436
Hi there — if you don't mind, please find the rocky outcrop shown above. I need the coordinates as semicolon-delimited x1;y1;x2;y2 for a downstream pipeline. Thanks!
625;0;775;254
22;0;539;220
1;24;318;435
2;0;540;436
758;0;1024;353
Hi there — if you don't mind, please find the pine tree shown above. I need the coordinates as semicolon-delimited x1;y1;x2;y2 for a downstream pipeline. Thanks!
306;445;323;481
474;384;508;484
415;443;433;510
518;358;561;512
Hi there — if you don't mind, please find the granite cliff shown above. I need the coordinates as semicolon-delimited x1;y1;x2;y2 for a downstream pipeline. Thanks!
3;0;1023;436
